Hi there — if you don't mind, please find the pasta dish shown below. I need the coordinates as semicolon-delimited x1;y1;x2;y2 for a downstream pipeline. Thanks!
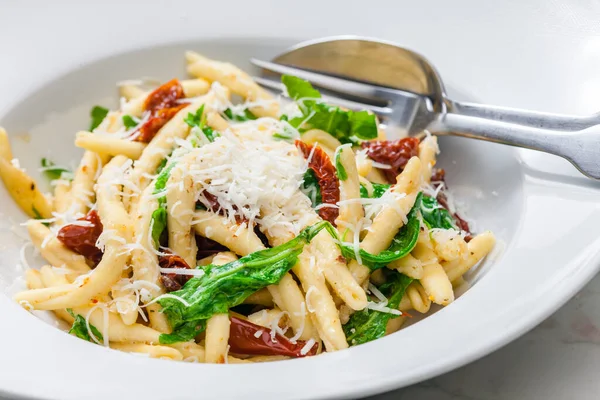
0;52;495;363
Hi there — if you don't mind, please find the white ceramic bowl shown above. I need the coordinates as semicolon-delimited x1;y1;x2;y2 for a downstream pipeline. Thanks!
2;1;600;399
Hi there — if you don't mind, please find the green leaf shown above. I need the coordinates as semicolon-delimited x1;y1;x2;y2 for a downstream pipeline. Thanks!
149;161;176;248
420;195;457;230
201;126;219;142
66;308;104;343
326;193;423;270
150;207;168;247
184;104;219;143
89;106;109;131
343;272;413;346
223;108;257;122
122;115;139;130
156;158;168;175
281;75;321;103
40;158;73;181
31;206;49;226
159;320;207;344
334;147;348;181
300;169;322;207
359;182;391;199
157;221;330;340
281;75;378;143
184;104;205;128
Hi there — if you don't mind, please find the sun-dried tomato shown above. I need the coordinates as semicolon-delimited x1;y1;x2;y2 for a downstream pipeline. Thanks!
134;79;186;143
295;140;340;224
361;138;420;183
196;235;228;259
57;210;104;265
199;191;247;224
228;316;318;358
431;168;445;183
136;104;186;143
159;252;192;292
429;169;473;241
143;79;185;113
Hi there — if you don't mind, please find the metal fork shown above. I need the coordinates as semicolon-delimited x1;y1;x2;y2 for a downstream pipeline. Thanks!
251;58;600;180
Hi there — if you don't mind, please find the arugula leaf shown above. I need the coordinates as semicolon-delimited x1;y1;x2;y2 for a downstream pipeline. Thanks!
89;106;109;131
325;193;422;270
150;207;168;247
223;108;257;122
281;75;378;143
343;272;413;346
66;309;103;343
149;162;176;247
40;158;73;181
359;182;391;199
281;75;322;103
157;221;330;342
184;104;219;143
122;115;139;130
159;320;207;344
31;206;50;226
420;195;457;230
156;158;168;175
334;147;348;181
300;169;322;207
184;104;205;128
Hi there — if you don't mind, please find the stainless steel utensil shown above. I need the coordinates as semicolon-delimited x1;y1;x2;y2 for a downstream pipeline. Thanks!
251;36;600;179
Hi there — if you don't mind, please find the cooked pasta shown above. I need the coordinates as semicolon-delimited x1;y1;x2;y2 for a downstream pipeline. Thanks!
1;52;495;362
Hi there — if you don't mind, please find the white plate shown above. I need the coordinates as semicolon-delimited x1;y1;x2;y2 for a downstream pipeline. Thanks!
2;1;600;399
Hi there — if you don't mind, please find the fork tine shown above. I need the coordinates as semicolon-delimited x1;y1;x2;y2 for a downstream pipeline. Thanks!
253;76;393;119
250;58;402;103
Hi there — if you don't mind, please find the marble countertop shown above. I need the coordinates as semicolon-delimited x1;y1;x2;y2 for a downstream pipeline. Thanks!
372;273;600;400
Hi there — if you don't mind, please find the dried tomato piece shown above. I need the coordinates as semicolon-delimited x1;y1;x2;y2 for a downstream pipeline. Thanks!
133;79;186;143
196;235;228;259
143;79;185;113
136;104;186;143
159;252;192;292
57;210;104;265
228;316;318;358
430;168;445;183
429;168;472;241
199;191;247;224
295;140;340;224
361;138;420;183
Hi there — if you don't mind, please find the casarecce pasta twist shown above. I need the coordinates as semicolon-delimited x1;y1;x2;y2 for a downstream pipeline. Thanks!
1;51;495;361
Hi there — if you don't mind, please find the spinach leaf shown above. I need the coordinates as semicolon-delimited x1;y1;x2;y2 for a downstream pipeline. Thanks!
223;108;257;122
359;182;391;199
66;309;103;343
420;195;457;230
281;75;378;143
40;158;73;181
325;193;422;270
89;106;109;131
122;115;139;130
300;169;322;207
335;147;348;181
184;104;219;142
159;320;207;344
343;272;413;346
157;221;330;342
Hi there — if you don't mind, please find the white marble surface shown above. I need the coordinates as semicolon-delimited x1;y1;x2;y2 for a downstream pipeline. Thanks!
372;273;600;400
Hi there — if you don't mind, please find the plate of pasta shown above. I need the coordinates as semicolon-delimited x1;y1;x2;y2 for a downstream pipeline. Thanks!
2;2;600;400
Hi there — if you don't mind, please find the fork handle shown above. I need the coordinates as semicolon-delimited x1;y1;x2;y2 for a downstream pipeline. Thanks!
448;100;600;131
428;113;600;179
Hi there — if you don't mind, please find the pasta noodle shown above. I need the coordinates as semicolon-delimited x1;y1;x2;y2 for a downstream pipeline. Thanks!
2;51;494;363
